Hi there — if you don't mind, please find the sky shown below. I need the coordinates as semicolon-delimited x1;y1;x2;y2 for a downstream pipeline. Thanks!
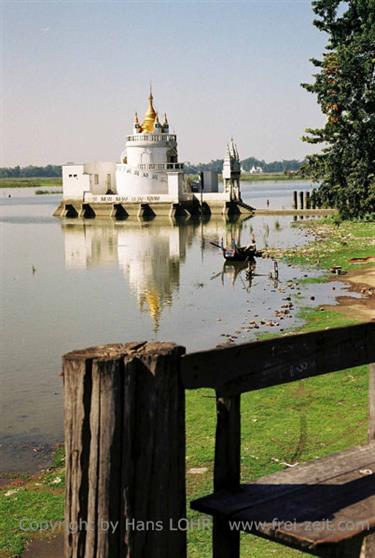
1;0;328;166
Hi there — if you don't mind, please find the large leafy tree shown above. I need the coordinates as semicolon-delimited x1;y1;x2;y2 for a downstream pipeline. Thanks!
302;0;375;218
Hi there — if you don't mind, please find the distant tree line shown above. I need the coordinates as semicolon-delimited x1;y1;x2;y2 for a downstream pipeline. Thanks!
0;165;62;178
1;158;302;178
184;157;302;174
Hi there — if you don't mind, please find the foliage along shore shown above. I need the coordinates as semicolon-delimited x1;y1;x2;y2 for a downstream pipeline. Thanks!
0;178;62;189
1;219;374;558
0;173;308;192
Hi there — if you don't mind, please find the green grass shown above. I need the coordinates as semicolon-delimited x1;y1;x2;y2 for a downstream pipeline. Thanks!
0;177;62;189
267;219;375;272
0;448;65;557
239;172;305;182
216;172;307;182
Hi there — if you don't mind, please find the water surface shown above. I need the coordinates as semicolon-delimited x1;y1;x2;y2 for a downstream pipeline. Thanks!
0;181;350;471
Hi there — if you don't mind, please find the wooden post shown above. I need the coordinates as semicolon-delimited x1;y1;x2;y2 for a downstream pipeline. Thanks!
311;189;317;209
299;191;304;210
306;191;311;209
64;342;186;558
369;363;375;443
212;395;241;558
293;191;298;210
363;363;375;556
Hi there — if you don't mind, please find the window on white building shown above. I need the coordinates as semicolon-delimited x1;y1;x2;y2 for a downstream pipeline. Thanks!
94;174;99;184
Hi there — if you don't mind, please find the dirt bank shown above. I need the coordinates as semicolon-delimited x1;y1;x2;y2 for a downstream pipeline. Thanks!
22;534;63;558
329;267;375;321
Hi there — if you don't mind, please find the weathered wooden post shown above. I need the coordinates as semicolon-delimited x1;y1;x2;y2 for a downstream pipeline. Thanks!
293;191;298;210
63;342;186;558
299;191;304;210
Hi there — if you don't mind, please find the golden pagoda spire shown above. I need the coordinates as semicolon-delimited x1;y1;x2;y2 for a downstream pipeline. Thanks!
141;85;157;133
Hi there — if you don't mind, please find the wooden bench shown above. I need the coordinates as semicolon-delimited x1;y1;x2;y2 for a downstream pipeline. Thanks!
183;323;375;557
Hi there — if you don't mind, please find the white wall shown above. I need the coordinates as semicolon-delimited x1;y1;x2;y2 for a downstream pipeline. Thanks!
167;172;186;201
62;165;90;200
62;162;117;200
116;164;169;196
125;134;178;168
126;145;171;167
84;162;117;195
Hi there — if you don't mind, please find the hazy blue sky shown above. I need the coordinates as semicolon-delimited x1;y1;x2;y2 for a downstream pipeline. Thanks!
1;0;327;166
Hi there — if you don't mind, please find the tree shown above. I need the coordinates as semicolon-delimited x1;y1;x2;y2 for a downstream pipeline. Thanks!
302;0;375;218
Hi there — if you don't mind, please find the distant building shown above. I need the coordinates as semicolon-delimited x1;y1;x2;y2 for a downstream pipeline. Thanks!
249;165;263;174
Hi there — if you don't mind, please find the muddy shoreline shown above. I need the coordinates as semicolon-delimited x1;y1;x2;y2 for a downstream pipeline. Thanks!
326;267;375;321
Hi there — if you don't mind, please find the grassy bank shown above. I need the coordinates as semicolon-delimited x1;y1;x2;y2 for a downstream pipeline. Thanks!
266;218;375;273
0;178;62;189
0;450;65;557
189;172;309;183
1;219;373;558
239;172;305;182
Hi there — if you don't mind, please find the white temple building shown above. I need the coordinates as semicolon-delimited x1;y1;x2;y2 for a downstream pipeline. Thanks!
62;88;188;203
57;89;253;218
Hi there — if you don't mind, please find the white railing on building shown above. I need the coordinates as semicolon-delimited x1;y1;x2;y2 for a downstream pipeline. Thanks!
126;134;177;143
138;163;184;171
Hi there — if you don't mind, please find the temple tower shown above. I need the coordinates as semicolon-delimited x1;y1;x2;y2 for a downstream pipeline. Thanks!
222;138;241;201
116;88;184;197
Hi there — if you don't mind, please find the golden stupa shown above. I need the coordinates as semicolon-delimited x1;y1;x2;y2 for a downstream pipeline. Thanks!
141;87;157;133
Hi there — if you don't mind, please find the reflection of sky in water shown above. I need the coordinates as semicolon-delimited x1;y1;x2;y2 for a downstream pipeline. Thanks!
0;182;352;469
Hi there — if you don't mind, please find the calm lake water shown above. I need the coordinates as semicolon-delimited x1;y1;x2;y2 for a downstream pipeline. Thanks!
0;181;351;471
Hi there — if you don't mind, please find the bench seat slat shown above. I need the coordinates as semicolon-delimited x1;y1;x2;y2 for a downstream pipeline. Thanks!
191;444;375;551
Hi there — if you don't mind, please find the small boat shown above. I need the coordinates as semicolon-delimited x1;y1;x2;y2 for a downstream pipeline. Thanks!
210;239;262;263
223;244;262;262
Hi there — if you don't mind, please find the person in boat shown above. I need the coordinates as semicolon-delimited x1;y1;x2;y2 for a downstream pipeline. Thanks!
243;233;257;255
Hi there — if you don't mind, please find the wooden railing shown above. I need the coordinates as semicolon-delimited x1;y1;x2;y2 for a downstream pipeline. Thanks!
63;322;375;558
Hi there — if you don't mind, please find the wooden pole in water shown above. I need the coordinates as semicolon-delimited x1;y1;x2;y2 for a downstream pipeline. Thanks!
63;342;187;558
299;191;304;210
306;191;311;209
293;191;298;210
311;189;316;209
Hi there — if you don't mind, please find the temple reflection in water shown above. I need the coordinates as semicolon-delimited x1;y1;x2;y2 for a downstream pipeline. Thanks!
62;216;251;330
